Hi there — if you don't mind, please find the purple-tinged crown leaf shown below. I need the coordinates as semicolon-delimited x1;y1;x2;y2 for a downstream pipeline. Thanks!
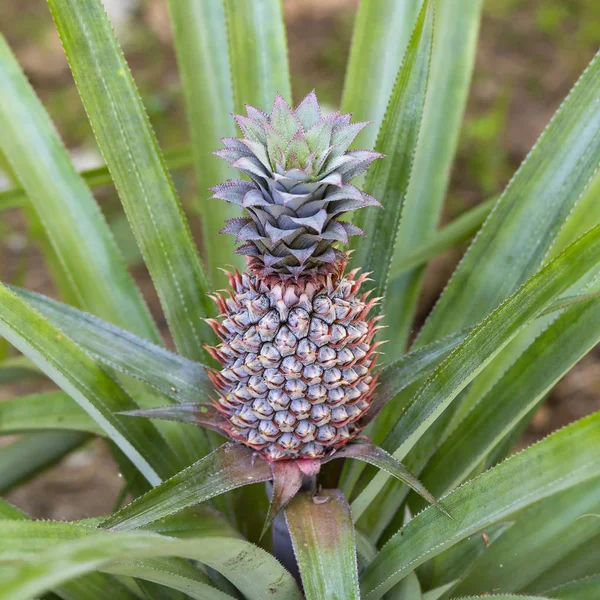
212;92;382;278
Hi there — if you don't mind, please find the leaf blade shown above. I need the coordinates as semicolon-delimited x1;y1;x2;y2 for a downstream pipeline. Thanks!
0;284;180;485
350;0;434;302
359;411;600;599
167;0;244;286
285;490;360;600
101;444;271;531
48;0;215;362
224;0;291;113
353;221;600;519
0;35;158;341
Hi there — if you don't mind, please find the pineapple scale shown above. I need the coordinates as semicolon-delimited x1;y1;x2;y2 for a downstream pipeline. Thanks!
207;264;381;461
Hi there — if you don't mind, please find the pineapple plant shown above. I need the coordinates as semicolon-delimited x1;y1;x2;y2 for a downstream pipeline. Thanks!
0;0;600;599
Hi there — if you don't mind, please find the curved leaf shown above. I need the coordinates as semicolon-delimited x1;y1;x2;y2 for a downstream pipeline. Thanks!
167;0;244;285
285;490;360;600
0;35;158;341
420;291;600;501
451;477;600;596
0;391;101;435
342;0;422;151
14;287;213;403
359;411;600;599
48;0;215;363
224;0;291;113
353;222;600;519
350;0;434;303
0;284;180;486
415;49;600;346
384;0;483;353
101;444;271;531
0;522;301;600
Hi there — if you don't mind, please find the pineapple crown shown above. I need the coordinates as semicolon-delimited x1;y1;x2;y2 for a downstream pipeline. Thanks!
212;92;382;279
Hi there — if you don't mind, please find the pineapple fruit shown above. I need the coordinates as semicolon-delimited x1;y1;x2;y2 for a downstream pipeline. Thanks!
206;92;383;461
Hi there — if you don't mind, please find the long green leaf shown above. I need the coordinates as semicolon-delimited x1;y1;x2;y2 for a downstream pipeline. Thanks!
350;0;434;302
0;501;144;600
451;477;600;596
0;35;158;341
389;197;494;279
48;0;215;363
352;222;600;519
285;490;360;600
0;284;180;486
0;432;87;493
9;288;222;478
545;575;600;599
224;0;291;113
101;444;271;531
0;146;194;212
341;0;421;151
418;522;512;592
0;522;301;600
419;290;600;502
14;288;213;403
0;391;102;435
526;536;600;594
384;0;483;354
359;411;600;599
167;0;243;286
341;329;469;497
415;49;600;347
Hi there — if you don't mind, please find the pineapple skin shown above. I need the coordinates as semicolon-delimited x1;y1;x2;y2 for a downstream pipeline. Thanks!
207;261;380;461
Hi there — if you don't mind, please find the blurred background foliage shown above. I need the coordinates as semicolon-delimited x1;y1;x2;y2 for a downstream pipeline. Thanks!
1;0;599;518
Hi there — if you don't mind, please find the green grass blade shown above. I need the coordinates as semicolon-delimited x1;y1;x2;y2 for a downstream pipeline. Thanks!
48;0;215;363
0;285;181;485
415;49;600;347
384;0;483;354
359;411;600;599
101;444;271;531
167;0;243;287
0;432;88;493
352;222;600;519
451;477;600;596
350;0;434;303
14;288;212;403
341;0;421;151
224;0;291;113
0;522;302;600
419;290;600;502
0;35;158;341
285;490;360;600
0;391;102;435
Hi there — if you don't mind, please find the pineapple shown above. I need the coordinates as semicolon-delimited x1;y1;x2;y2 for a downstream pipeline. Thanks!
205;92;383;461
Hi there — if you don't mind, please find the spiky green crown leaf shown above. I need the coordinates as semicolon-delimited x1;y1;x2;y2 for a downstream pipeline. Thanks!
212;92;382;278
